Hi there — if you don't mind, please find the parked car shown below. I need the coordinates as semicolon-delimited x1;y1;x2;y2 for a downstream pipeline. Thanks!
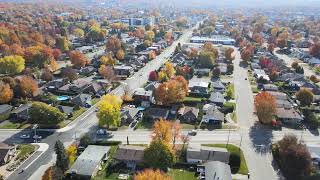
20;134;30;139
33;135;42;139
96;129;108;135
188;130;197;136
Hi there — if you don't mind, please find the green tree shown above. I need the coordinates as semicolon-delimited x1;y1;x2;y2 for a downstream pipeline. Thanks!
144;140;176;171
296;88;314;106
55;36;70;52
97;94;122;128
30;102;65;124
198;50;216;68
54;140;69;172
0;55;25;75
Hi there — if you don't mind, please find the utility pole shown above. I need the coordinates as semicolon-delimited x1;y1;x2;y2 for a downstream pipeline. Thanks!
226;128;231;148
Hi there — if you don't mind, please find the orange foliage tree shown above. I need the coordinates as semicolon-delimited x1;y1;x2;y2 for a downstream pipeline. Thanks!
134;169;171;180
17;76;38;98
309;42;320;58
0;82;13;104
254;91;277;124
106;36;122;54
225;47;235;61
154;76;188;105
69;50;88;68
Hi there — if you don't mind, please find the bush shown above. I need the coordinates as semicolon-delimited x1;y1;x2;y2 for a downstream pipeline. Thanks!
30;102;65;124
229;153;241;173
93;140;122;146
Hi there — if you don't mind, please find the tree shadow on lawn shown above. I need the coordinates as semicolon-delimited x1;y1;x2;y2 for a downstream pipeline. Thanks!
249;122;273;154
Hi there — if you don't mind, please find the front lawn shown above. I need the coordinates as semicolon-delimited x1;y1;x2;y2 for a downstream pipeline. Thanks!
0;121;31;129
69;108;87;121
183;96;204;103
203;144;248;175
17;144;36;161
168;168;197;180
136;119;153;129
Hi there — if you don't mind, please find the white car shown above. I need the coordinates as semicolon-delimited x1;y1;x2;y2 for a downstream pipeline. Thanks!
33;135;42;139
20;134;30;139
96;129;108;135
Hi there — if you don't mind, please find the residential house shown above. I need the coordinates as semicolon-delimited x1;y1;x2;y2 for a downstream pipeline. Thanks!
132;88;153;104
212;80;225;92
0;143;16;165
251;63;261;69
276;107;303;125
46;78;68;92
144;82;160;91
0;104;12;121
79;66;96;76
202;105;224;126
189;81;210;95
10;103;32;121
71;94;92;107
218;63;228;75
114;65;133;79
67;145;110;180
187;145;230;164
197;161;232;180
262;84;279;91
172;53;189;66
83;82;108;97
278;72;304;82
209;92;224;106
58;78;91;95
276;99;293;109
144;107;169;121
58;105;74;118
178;106;199;123
114;145;145;170
121;106;140;124
194;69;210;77
266;91;288;100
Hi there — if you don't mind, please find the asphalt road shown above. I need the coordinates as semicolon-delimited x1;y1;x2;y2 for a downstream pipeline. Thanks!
3;23;199;180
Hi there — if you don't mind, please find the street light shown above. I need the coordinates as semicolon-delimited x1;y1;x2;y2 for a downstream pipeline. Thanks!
32;124;38;143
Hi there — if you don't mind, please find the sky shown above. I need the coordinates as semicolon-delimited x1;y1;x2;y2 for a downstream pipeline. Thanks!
2;0;320;8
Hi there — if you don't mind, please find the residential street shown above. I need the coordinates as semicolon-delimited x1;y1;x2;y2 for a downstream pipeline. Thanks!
2;26;320;180
3;23;199;180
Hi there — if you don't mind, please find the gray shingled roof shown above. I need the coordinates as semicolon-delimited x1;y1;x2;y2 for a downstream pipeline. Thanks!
68;145;110;177
204;161;232;180
114;145;145;162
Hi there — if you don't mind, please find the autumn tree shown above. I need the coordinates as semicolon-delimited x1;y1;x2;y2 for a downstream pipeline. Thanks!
106;36;122;54
0;82;13;104
98;65;116;82
148;50;156;60
100;53;115;65
69;51;88;68
41;69;53;82
171;121;181;149
144;140;176;171
225;47;235;61
296;88;314;106
148;71;158;81
154;76;188;105
73;28;85;38
56;36;70;52
0;55;25;75
277;38;287;49
145;31;155;41
309;42;320;58
62;67;78;82
52;49;62;60
66;144;77;165
241;49;252;62
310;75;320;83
97;94;122;128
269;69;279;81
158;71;169;82
274;134;312;180
268;43;275;54
116;49;125;60
152;119;173;145
16;76;38;98
254;91;277;124
134;169;171;180
164;62;175;78
291;61;299;69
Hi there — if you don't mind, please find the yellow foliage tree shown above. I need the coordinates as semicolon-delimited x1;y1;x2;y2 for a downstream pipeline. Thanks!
66;144;77;165
116;49;125;60
100;53;115;65
152;119;173;145
134;169;171;180
97;95;122;128
164;62;175;78
0;83;13;104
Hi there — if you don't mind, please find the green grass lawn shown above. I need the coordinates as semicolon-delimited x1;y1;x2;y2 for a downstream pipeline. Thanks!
0;121;31;129
251;85;259;93
17;144;36;161
203;144;248;175
69;108;87;121
181;123;196;129
168;168;197;180
91;98;100;105
183;96;204;103
136;119;154;129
